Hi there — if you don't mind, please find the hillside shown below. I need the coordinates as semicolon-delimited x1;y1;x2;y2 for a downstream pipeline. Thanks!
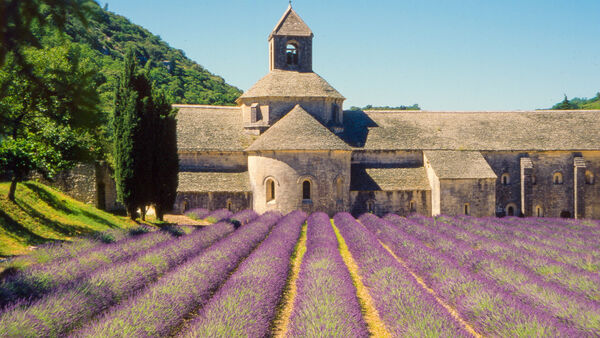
39;1;242;112
0;181;136;257
550;93;600;110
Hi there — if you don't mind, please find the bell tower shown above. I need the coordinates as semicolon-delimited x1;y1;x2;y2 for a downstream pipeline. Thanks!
269;5;313;73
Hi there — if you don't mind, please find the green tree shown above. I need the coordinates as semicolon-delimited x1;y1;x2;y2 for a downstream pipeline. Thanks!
553;95;579;110
0;45;101;201
152;92;178;221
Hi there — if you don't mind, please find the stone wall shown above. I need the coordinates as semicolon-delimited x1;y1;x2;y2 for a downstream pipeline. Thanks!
582;151;600;218
350;190;431;217
270;35;313;72
248;150;351;216
352;150;423;167
439;178;496;217
175;192;252;214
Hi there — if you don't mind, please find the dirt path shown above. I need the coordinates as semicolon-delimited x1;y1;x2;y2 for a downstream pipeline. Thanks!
163;214;210;226
380;242;482;338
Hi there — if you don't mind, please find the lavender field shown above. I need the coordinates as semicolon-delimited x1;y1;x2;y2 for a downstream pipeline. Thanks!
1;211;599;337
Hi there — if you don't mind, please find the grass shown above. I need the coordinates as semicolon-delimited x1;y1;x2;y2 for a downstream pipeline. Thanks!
0;180;137;257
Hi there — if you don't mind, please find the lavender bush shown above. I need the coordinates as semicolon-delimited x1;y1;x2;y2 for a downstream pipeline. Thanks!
181;210;306;337
229;209;259;227
0;220;238;337
334;213;472;337
184;208;210;220
360;213;577;337
288;212;369;337
74;212;282;337
205;209;234;223
0;230;174;308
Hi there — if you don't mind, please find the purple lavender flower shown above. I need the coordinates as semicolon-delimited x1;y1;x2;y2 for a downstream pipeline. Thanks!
288;212;370;337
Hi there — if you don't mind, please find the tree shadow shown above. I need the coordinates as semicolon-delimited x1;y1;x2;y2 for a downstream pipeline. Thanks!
0;209;48;246
14;200;92;237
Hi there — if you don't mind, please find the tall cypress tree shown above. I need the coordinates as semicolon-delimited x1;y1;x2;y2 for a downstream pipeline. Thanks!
153;91;179;221
113;49;139;219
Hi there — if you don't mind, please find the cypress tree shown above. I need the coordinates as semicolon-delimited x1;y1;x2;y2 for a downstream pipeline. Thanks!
113;49;139;219
152;91;179;221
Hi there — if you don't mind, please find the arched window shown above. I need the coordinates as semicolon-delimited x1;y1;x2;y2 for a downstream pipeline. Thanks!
507;205;515;216
553;172;563;185
501;173;510;186
586;171;595;185
409;200;416;212
336;177;343;201
366;200;375;213
226;200;233;211
464;203;470;216
286;43;298;65
536;205;543;217
302;180;311;200
182;200;189;213
266;179;275;203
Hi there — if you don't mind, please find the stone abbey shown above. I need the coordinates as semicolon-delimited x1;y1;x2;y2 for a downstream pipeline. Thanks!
69;5;600;219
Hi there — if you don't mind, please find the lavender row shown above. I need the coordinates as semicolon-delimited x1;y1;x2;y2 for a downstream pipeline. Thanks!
334;213;472;337
408;214;600;301
205;209;234;223
184;208;210;220
387;215;600;333
0;230;175;308
0;220;238;337
288;212;369;337
74;212;282;337
229;209;259;226
430;215;600;272
360;214;577;337
181;211;306;337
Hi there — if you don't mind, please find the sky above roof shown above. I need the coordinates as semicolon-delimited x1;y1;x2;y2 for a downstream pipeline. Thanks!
104;0;600;111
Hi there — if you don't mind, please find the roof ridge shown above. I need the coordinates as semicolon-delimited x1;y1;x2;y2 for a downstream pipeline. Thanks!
246;105;350;151
270;5;313;38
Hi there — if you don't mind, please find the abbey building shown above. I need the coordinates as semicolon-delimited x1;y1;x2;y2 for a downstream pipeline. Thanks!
174;5;600;218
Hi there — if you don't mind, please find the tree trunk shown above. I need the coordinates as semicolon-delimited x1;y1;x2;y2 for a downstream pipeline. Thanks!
141;206;146;222
156;206;164;222
8;177;18;202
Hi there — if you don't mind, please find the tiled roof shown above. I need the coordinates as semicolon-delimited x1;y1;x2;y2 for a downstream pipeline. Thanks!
175;105;256;152
246;105;351;151
270;5;313;37
342;110;600;151
178;171;250;192
238;70;345;100
424;150;497;179
351;167;431;191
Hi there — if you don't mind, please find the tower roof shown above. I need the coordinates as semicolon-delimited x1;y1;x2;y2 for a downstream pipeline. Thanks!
237;70;345;101
246;105;351;152
270;5;313;38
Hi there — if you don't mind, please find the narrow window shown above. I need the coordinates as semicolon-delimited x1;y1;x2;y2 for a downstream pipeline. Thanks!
250;103;260;123
409;201;416;212
507;206;515;216
536;206;543;217
336;177;343;200
226;200;233;211
266;179;275;203
464;203;470;216
531;175;537;185
286;43;298;65
553;172;563;185
302;180;311;200
366;200;374;213
182;200;189;213
586;171;594;185
332;104;339;124
501;173;510;186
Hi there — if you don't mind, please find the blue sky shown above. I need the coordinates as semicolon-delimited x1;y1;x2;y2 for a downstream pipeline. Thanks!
105;0;600;110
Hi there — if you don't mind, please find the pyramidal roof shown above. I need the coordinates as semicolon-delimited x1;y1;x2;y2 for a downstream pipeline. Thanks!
270;5;313;38
238;70;345;101
246;105;351;151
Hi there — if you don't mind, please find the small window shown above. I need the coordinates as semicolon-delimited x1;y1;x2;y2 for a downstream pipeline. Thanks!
336;177;343;200
182;200;189;213
366;200;375;213
409;201;416;212
286;43;298;65
464;203;470;216
226;200;233;211
536;205;543;217
250;103;260;123
531;175;537;185
332;104;339;124
302;180;311;200
553;172;563;185
586;171;594;185
266;179;275;203
507;205;515;216
501;173;510;186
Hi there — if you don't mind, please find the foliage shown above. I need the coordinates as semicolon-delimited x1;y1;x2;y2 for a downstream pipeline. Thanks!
0;44;102;200
551;93;600;110
349;104;421;111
